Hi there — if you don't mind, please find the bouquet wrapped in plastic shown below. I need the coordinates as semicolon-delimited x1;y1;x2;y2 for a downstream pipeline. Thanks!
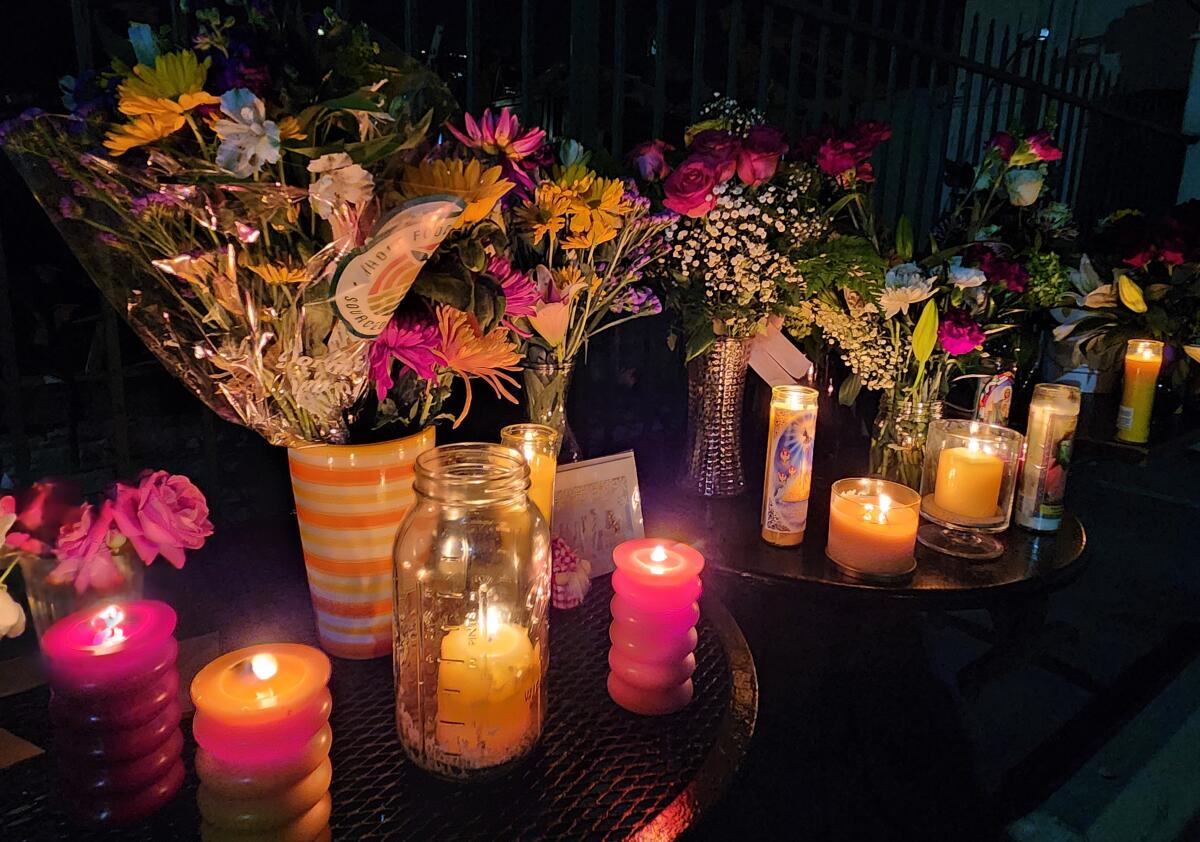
3;5;517;445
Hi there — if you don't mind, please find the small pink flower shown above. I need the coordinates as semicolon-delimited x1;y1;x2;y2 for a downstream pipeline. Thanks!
487;255;539;319
938;307;986;356
445;107;546;163
662;157;719;217
111;471;213;569
627;140;673;182
1026;130;1062;162
0;496;15;544
50;501;124;594
736;125;788;187
989;132;1017;162
369;311;442;399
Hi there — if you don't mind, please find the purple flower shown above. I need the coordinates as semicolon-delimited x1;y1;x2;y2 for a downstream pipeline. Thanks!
938;307;986;356
368;310;441;400
131;191;184;217
627;139;674;182
58;198;82;219
611;286;662;316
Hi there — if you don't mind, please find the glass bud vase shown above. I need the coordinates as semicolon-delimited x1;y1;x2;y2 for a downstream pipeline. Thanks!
523;362;582;461
17;547;144;639
868;394;944;490
393;443;551;780
684;336;753;497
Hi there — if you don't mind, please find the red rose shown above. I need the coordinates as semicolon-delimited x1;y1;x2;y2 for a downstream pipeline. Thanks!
736;125;788;186
689;130;740;182
662;157;720;218
850;120;892;156
989;132;1017;162
816;139;860;179
627;139;673;182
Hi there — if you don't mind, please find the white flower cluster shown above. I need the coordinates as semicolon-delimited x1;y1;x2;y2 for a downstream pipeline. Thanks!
790;300;903;390
665;178;823;334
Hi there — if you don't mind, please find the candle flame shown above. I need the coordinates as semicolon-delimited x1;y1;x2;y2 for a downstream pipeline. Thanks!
650;545;668;563
877;494;892;524
250;653;279;681
482;606;504;640
91;604;126;647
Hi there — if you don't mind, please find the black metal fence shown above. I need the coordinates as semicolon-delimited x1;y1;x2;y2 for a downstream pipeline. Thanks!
0;0;1193;489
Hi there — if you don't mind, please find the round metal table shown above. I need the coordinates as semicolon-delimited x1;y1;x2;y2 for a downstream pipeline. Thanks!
647;487;1088;610
0;577;756;841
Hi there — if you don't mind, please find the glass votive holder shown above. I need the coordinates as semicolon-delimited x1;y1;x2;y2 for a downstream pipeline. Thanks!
501;423;560;527
1116;338;1163;444
825;478;921;583
918;419;1023;560
761;385;819;547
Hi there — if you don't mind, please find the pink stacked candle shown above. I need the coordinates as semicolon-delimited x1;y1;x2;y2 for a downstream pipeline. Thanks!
41;601;184;826
191;644;333;842
608;540;704;716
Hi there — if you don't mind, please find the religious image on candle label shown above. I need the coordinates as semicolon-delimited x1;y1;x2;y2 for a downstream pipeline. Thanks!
1020;414;1076;525
763;406;817;535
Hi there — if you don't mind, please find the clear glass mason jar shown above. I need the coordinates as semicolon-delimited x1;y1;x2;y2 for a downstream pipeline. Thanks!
392;443;551;780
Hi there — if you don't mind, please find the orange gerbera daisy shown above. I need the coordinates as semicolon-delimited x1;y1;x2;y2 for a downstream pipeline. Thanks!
433;306;521;427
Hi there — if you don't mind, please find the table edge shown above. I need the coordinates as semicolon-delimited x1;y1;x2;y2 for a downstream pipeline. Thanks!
630;591;759;842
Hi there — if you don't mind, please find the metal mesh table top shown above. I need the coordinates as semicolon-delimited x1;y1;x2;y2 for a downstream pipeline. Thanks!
0;576;756;841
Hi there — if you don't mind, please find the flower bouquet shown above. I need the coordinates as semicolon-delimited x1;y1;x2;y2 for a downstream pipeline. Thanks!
630;97;829;495
1054;203;1200;391
790;125;1074;487
2;4;523;658
421;107;676;457
0;472;211;638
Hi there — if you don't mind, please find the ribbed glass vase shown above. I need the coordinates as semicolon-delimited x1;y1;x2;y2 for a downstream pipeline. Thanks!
683;336;753;497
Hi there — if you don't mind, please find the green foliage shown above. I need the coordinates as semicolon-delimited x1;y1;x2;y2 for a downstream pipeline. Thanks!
791;235;886;304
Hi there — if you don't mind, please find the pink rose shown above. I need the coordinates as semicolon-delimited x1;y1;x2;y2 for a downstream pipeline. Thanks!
111;470;213;568
850;120;892;154
736;125;788;187
816;139;861;179
662;157;720;218
14;480;82;545
627;139;673;182
989;132;1016;162
1026;130;1062;162
50;501;123;594
689;130;739;182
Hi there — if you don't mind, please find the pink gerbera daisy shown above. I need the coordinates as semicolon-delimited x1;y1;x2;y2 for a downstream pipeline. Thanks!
369;311;441;400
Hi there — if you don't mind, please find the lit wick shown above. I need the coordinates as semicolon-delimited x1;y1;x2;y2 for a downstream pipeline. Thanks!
649;545;668;575
91;604;127;647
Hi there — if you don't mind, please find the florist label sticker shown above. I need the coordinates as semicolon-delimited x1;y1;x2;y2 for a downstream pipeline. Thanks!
332;195;466;338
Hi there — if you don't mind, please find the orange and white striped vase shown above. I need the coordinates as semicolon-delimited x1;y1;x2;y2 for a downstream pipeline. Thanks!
288;428;436;659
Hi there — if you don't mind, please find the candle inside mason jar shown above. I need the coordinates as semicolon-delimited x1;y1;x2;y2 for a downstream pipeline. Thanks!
761;385;819;546
1016;383;1080;532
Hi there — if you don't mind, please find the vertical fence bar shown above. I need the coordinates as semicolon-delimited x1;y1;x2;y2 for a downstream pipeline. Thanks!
465;0;479;114
954;14;980;162
836;0;859;126
521;0;533;121
71;0;93;70
403;0;416;56
569;0;599;140
0;224;29;479
934;2;964;217
611;0;626;157
1059;64;1083;201
912;0;948;233
809;1;831;129
756;4;775;113
102;311;132;476
653;0;668;138
1003;40;1030;136
979;23;1003;153
892;0;927;225
691;0;708;120
873;15;902;203
863;0;883;117
726;0;743;98
785;13;805;137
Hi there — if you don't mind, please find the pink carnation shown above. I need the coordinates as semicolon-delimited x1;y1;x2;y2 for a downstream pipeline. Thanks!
50;501;124;594
111;470;213;569
938;307;986;356
1026;130;1062;162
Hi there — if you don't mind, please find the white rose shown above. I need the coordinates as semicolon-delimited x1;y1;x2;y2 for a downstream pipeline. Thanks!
0;588;26;638
307;153;375;220
1005;169;1044;207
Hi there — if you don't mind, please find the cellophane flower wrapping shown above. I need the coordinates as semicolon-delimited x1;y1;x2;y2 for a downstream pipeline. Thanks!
2;8;466;446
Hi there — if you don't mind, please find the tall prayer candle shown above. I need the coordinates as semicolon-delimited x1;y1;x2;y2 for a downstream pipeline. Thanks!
501;423;559;526
608;540;703;715
191;644;332;840
1016;383;1080;532
825;479;920;581
761;385;818;546
1116;339;1163;443
41;601;183;826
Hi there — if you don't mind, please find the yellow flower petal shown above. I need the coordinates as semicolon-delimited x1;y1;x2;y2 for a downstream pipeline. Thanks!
277;116;307;141
1117;273;1147;313
401;158;513;225
104;113;186;155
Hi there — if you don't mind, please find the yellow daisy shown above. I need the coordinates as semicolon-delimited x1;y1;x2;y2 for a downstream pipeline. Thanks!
561;217;617;250
119;51;213;101
514;184;572;246
401;158;513;225
248;263;309;285
118;91;219;120
277;116;307;141
104;113;186;156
